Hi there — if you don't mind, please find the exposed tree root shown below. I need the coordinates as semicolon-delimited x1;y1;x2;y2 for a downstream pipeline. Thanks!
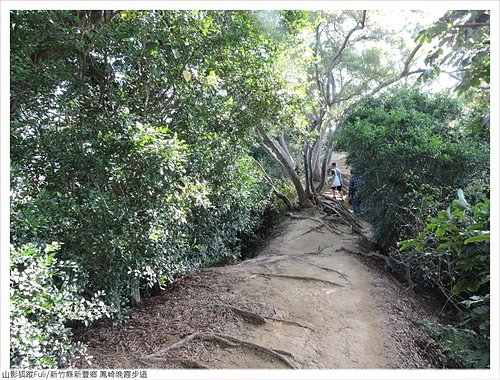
143;332;237;359
212;333;296;368
136;357;209;369
292;226;325;239
142;332;295;369
287;213;342;235
266;317;315;331
211;303;315;331
210;304;266;325
316;196;366;237
289;256;350;282
304;245;330;255
251;272;344;287
337;247;391;269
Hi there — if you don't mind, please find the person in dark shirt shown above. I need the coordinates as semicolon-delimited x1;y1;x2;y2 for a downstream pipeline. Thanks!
348;168;363;214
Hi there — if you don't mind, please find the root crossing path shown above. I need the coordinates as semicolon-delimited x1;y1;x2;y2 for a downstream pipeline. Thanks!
80;210;433;370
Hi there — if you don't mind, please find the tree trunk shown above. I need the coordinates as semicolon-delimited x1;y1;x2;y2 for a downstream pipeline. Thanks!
315;146;333;193
277;132;296;171
253;157;298;211
311;129;325;182
303;144;312;198
130;278;141;307
257;127;313;208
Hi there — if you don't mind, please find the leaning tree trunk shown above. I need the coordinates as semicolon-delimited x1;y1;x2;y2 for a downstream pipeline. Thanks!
277;132;296;171
303;143;312;199
253;157;298;211
315;145;333;193
257;126;313;209
311;128;325;182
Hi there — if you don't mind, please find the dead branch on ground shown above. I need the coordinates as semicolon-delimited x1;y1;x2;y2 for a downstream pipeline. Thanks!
316;196;365;235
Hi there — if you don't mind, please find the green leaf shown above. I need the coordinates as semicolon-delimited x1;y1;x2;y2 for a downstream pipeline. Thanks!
452;279;467;294
464;233;490;244
120;10;137;20
435;226;446;236
418;33;428;44
434;22;449;34
145;42;159;55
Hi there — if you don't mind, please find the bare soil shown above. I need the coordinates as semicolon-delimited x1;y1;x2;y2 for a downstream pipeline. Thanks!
76;205;440;370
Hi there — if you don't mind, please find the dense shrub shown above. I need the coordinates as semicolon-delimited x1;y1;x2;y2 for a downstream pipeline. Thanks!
417;317;488;368
337;87;490;367
336;87;489;250
10;10;292;366
10;243;109;368
399;189;490;367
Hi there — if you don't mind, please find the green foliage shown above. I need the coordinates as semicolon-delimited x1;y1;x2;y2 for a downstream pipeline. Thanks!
416;10;490;94
418;317;489;368
10;10;295;366
338;87;490;369
399;189;490;294
399;189;490;368
10;243;109;368
278;10;312;34
336;87;489;249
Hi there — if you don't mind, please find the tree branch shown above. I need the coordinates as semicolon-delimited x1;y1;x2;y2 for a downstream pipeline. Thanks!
328;10;367;72
258;142;288;175
314;23;325;101
453;22;489;29
324;11;367;105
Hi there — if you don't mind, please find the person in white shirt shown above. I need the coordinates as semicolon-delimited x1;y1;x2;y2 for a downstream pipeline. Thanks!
330;162;343;200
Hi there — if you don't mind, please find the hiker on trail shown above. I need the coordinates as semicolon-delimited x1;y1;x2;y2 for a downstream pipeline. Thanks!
348;168;363;214
330;162;343;200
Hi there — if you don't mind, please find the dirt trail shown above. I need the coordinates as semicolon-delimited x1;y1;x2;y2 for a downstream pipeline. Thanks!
79;211;434;370
79;153;434;369
207;214;393;369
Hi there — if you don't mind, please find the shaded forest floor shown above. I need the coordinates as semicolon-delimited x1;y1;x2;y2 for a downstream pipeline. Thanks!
76;208;444;369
